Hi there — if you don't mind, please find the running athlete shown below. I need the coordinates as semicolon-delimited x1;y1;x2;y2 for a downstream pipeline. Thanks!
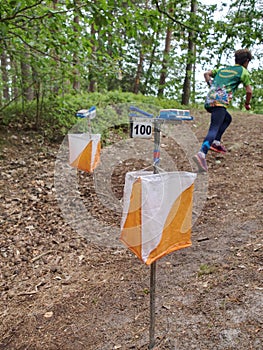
193;49;253;172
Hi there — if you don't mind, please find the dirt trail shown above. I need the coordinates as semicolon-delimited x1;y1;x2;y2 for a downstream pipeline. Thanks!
0;110;262;349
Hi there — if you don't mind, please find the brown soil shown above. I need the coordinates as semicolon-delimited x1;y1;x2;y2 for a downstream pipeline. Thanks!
0;110;262;350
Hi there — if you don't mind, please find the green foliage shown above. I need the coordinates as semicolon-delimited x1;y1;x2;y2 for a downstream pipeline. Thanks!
249;69;263;114
0;91;197;140
233;69;263;114
0;0;262;109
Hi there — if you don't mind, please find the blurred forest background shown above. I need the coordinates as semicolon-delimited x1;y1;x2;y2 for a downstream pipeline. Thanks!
0;0;262;138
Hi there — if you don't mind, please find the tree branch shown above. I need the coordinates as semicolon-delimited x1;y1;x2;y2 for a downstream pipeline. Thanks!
153;0;204;33
0;0;44;22
7;31;70;63
1;2;89;23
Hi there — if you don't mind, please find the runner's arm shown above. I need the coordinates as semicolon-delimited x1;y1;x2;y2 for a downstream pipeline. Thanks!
204;70;214;87
244;85;253;110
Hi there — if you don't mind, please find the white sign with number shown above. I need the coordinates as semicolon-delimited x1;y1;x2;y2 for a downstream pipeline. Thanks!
131;120;152;138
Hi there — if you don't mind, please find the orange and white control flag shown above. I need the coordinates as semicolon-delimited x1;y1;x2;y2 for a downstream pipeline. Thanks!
68;133;101;173
120;171;196;265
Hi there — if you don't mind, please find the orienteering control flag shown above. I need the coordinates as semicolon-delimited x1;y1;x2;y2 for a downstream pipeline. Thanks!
68;133;101;172
120;171;196;265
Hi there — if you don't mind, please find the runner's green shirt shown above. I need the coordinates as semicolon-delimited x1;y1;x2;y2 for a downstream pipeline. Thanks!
205;64;251;109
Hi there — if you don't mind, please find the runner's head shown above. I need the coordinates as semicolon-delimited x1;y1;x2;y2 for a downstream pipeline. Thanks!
235;49;252;66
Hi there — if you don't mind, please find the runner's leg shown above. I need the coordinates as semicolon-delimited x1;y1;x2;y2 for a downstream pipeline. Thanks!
214;110;232;142
200;107;227;155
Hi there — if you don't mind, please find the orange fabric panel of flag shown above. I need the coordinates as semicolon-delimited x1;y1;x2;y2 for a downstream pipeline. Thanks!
146;184;193;265
71;141;93;172
92;141;101;171
120;179;142;261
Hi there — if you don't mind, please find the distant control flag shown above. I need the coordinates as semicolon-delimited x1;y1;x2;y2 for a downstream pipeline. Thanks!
68;133;101;172
120;171;196;265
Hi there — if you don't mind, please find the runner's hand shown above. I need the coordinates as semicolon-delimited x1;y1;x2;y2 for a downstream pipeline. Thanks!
245;103;251;110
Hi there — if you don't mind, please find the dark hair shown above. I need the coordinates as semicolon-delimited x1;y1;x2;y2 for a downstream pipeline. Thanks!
235;49;252;65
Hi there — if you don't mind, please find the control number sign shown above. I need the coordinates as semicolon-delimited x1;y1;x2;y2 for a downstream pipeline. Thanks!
132;121;152;138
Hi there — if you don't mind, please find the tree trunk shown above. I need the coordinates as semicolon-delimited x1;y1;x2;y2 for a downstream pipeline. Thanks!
21;49;34;101
181;0;197;105
11;58;19;102
1;52;10;101
143;28;160;95
51;0;61;95
73;5;80;91
157;19;172;97
88;23;97;92
133;50;144;94
192;44;196;103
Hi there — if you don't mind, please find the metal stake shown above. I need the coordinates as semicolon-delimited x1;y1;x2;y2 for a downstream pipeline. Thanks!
149;261;156;349
149;119;161;349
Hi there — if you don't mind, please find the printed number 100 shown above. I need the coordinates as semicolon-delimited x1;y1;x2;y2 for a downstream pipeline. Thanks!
133;123;152;137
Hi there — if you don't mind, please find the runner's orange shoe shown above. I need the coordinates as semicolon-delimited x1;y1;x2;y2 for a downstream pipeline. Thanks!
210;143;227;154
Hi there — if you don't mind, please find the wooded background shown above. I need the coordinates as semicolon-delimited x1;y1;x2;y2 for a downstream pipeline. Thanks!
0;0;262;129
